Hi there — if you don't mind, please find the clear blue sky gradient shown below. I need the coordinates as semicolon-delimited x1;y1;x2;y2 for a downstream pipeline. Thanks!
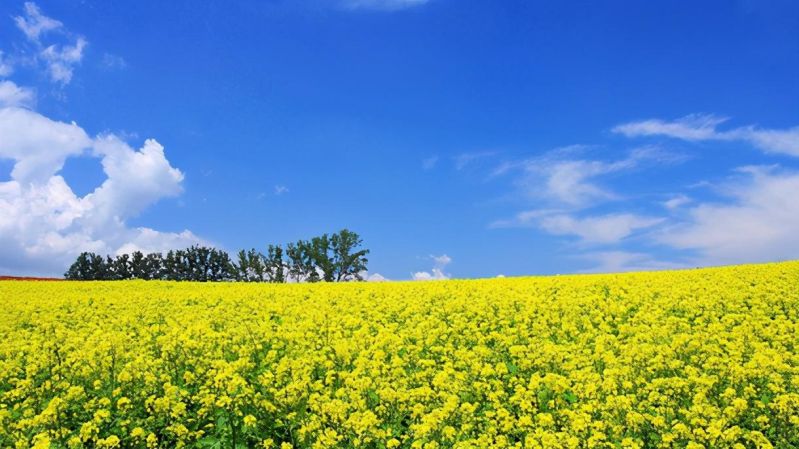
2;0;798;278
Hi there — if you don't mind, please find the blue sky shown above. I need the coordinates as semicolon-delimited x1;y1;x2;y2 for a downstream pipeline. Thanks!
1;0;798;279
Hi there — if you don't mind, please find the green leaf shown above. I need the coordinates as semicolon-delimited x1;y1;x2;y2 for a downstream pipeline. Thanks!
505;361;519;375
197;436;222;449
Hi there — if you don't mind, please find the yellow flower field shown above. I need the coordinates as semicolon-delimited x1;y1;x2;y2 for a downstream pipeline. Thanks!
1;262;799;449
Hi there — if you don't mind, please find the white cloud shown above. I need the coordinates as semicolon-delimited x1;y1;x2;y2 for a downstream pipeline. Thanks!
539;213;664;245
431;254;451;266
613;114;727;141
274;185;289;195
657;166;799;265
412;253;451;280
412;269;448;281
663;194;691;210
40;37;87;84
614;114;799;157
498;147;673;209
14;2;62;42
541;160;622;206
115;229;206;256
489;209;556;229
422;155;438;170
12;2;87;85
0;104;203;276
341;0;430;11
100;53;127;70
578;251;683;273
0;81;35;108
493;210;662;244
454;151;495;170
366;272;389;282
86;136;185;223
0;51;13;77
0;107;91;184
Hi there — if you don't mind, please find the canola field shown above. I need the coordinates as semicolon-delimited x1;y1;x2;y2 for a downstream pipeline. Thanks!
1;263;799;449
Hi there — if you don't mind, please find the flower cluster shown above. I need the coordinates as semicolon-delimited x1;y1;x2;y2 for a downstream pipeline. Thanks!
1;262;798;448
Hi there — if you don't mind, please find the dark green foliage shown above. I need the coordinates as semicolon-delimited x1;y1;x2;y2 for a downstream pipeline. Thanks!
265;244;285;283
64;252;108;280
331;229;369;281
64;230;369;283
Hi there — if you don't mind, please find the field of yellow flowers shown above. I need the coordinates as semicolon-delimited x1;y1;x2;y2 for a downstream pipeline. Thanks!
1;262;798;449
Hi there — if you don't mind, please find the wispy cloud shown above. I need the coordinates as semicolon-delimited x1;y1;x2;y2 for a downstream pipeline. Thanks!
492;210;663;245
496;146;678;209
577;251;684;273
100;53;127;71
656;165;799;265
40;37;87;84
12;2;87;85
539;213;664;245
14;2;62;41
453;151;496;171
0;51;13;77
663;194;691;210
422;155;438;170
614;113;799;157
274;185;289;195
341;0;430;11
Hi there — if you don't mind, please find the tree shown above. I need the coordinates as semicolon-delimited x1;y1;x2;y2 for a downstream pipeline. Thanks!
111;254;131;280
265;244;285;283
65;252;105;280
236;250;250;282
208;248;235;281
331;229;369;281
237;249;267;282
309;234;335;282
144;253;164;280
286;241;318;282
129;251;147;279
163;250;181;281
63;230;369;283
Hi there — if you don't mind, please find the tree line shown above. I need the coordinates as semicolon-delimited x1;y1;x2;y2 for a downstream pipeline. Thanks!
64;229;369;282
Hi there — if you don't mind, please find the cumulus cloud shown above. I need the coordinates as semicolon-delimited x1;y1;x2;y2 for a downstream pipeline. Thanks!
0;105;203;276
412;254;451;280
614;114;799;157
341;0;430;11
365;272;389;282
657;166;799;265
0;81;35;108
0;107;90;184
